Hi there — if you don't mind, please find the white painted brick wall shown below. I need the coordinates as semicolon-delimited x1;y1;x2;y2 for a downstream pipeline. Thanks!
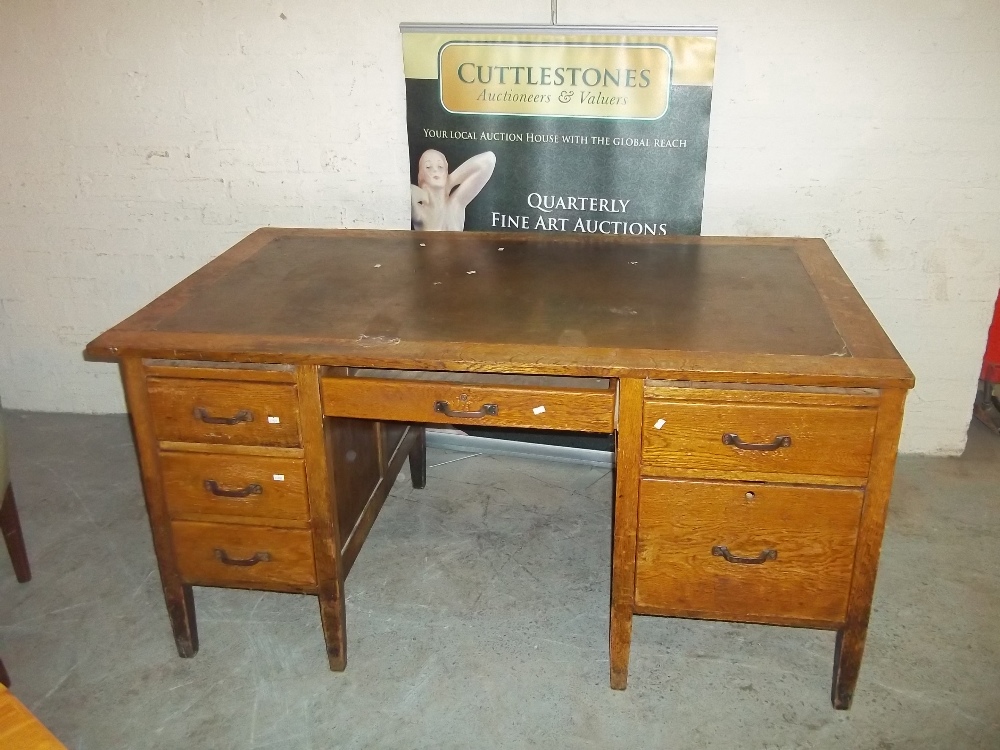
1;1;997;455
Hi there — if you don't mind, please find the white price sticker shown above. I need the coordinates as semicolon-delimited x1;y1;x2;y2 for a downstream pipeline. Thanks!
533;405;546;415
273;474;285;481
654;418;666;430
267;416;281;424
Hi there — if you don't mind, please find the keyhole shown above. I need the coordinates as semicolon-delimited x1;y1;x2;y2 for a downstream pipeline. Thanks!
745;491;756;500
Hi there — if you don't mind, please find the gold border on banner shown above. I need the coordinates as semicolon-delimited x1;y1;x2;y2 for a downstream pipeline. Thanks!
402;31;716;87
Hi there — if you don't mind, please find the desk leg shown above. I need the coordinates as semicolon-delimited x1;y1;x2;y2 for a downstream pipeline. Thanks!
121;358;199;658
610;378;644;689
408;425;427;489
166;586;198;658
297;366;348;670
832;388;906;709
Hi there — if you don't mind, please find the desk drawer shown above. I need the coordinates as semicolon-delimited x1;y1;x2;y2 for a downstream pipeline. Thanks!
160;452;309;523
147;377;301;447
634;478;862;626
641;400;877;483
322;376;615;433
172;520;316;591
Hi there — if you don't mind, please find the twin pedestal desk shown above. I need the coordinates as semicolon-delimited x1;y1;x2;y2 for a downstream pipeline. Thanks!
86;229;913;709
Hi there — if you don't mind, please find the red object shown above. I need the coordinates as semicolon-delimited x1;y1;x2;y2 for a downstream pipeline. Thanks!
982;291;1000;383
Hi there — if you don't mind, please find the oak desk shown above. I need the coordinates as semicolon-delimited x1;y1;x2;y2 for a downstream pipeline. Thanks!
86;229;913;709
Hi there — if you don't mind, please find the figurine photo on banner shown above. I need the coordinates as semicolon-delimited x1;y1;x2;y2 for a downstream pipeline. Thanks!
410;148;496;230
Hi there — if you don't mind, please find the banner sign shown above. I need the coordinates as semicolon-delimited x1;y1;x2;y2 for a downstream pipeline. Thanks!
401;24;717;236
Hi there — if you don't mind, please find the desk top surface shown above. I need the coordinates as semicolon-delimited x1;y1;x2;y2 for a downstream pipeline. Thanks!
87;229;913;387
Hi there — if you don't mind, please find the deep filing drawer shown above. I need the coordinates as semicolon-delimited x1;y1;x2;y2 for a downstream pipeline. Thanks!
147;377;301;447
172;520;316;591
641;399;878;484
634;478;863;626
160;452;309;524
321;376;615;433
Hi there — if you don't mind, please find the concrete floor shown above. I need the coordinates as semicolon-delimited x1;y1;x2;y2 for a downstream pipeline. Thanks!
0;412;998;749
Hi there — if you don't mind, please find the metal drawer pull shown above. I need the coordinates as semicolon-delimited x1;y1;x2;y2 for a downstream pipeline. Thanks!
203;479;263;498
712;545;777;565
433;400;499;419
214;549;271;567
722;433;791;451
193;407;254;425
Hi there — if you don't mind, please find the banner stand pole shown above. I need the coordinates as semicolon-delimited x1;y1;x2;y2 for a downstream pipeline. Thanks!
551;0;558;25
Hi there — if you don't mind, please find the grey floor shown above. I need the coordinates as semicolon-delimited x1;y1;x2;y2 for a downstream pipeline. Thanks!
1;412;998;750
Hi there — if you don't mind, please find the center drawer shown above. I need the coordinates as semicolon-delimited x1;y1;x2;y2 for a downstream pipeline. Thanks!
321;375;615;433
634;478;863;626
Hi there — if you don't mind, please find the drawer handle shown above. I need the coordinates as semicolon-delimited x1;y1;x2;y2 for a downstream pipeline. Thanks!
214;549;272;567
433;400;499;419
722;433;791;451
193;407;254;426
203;480;263;498
712;545;778;565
